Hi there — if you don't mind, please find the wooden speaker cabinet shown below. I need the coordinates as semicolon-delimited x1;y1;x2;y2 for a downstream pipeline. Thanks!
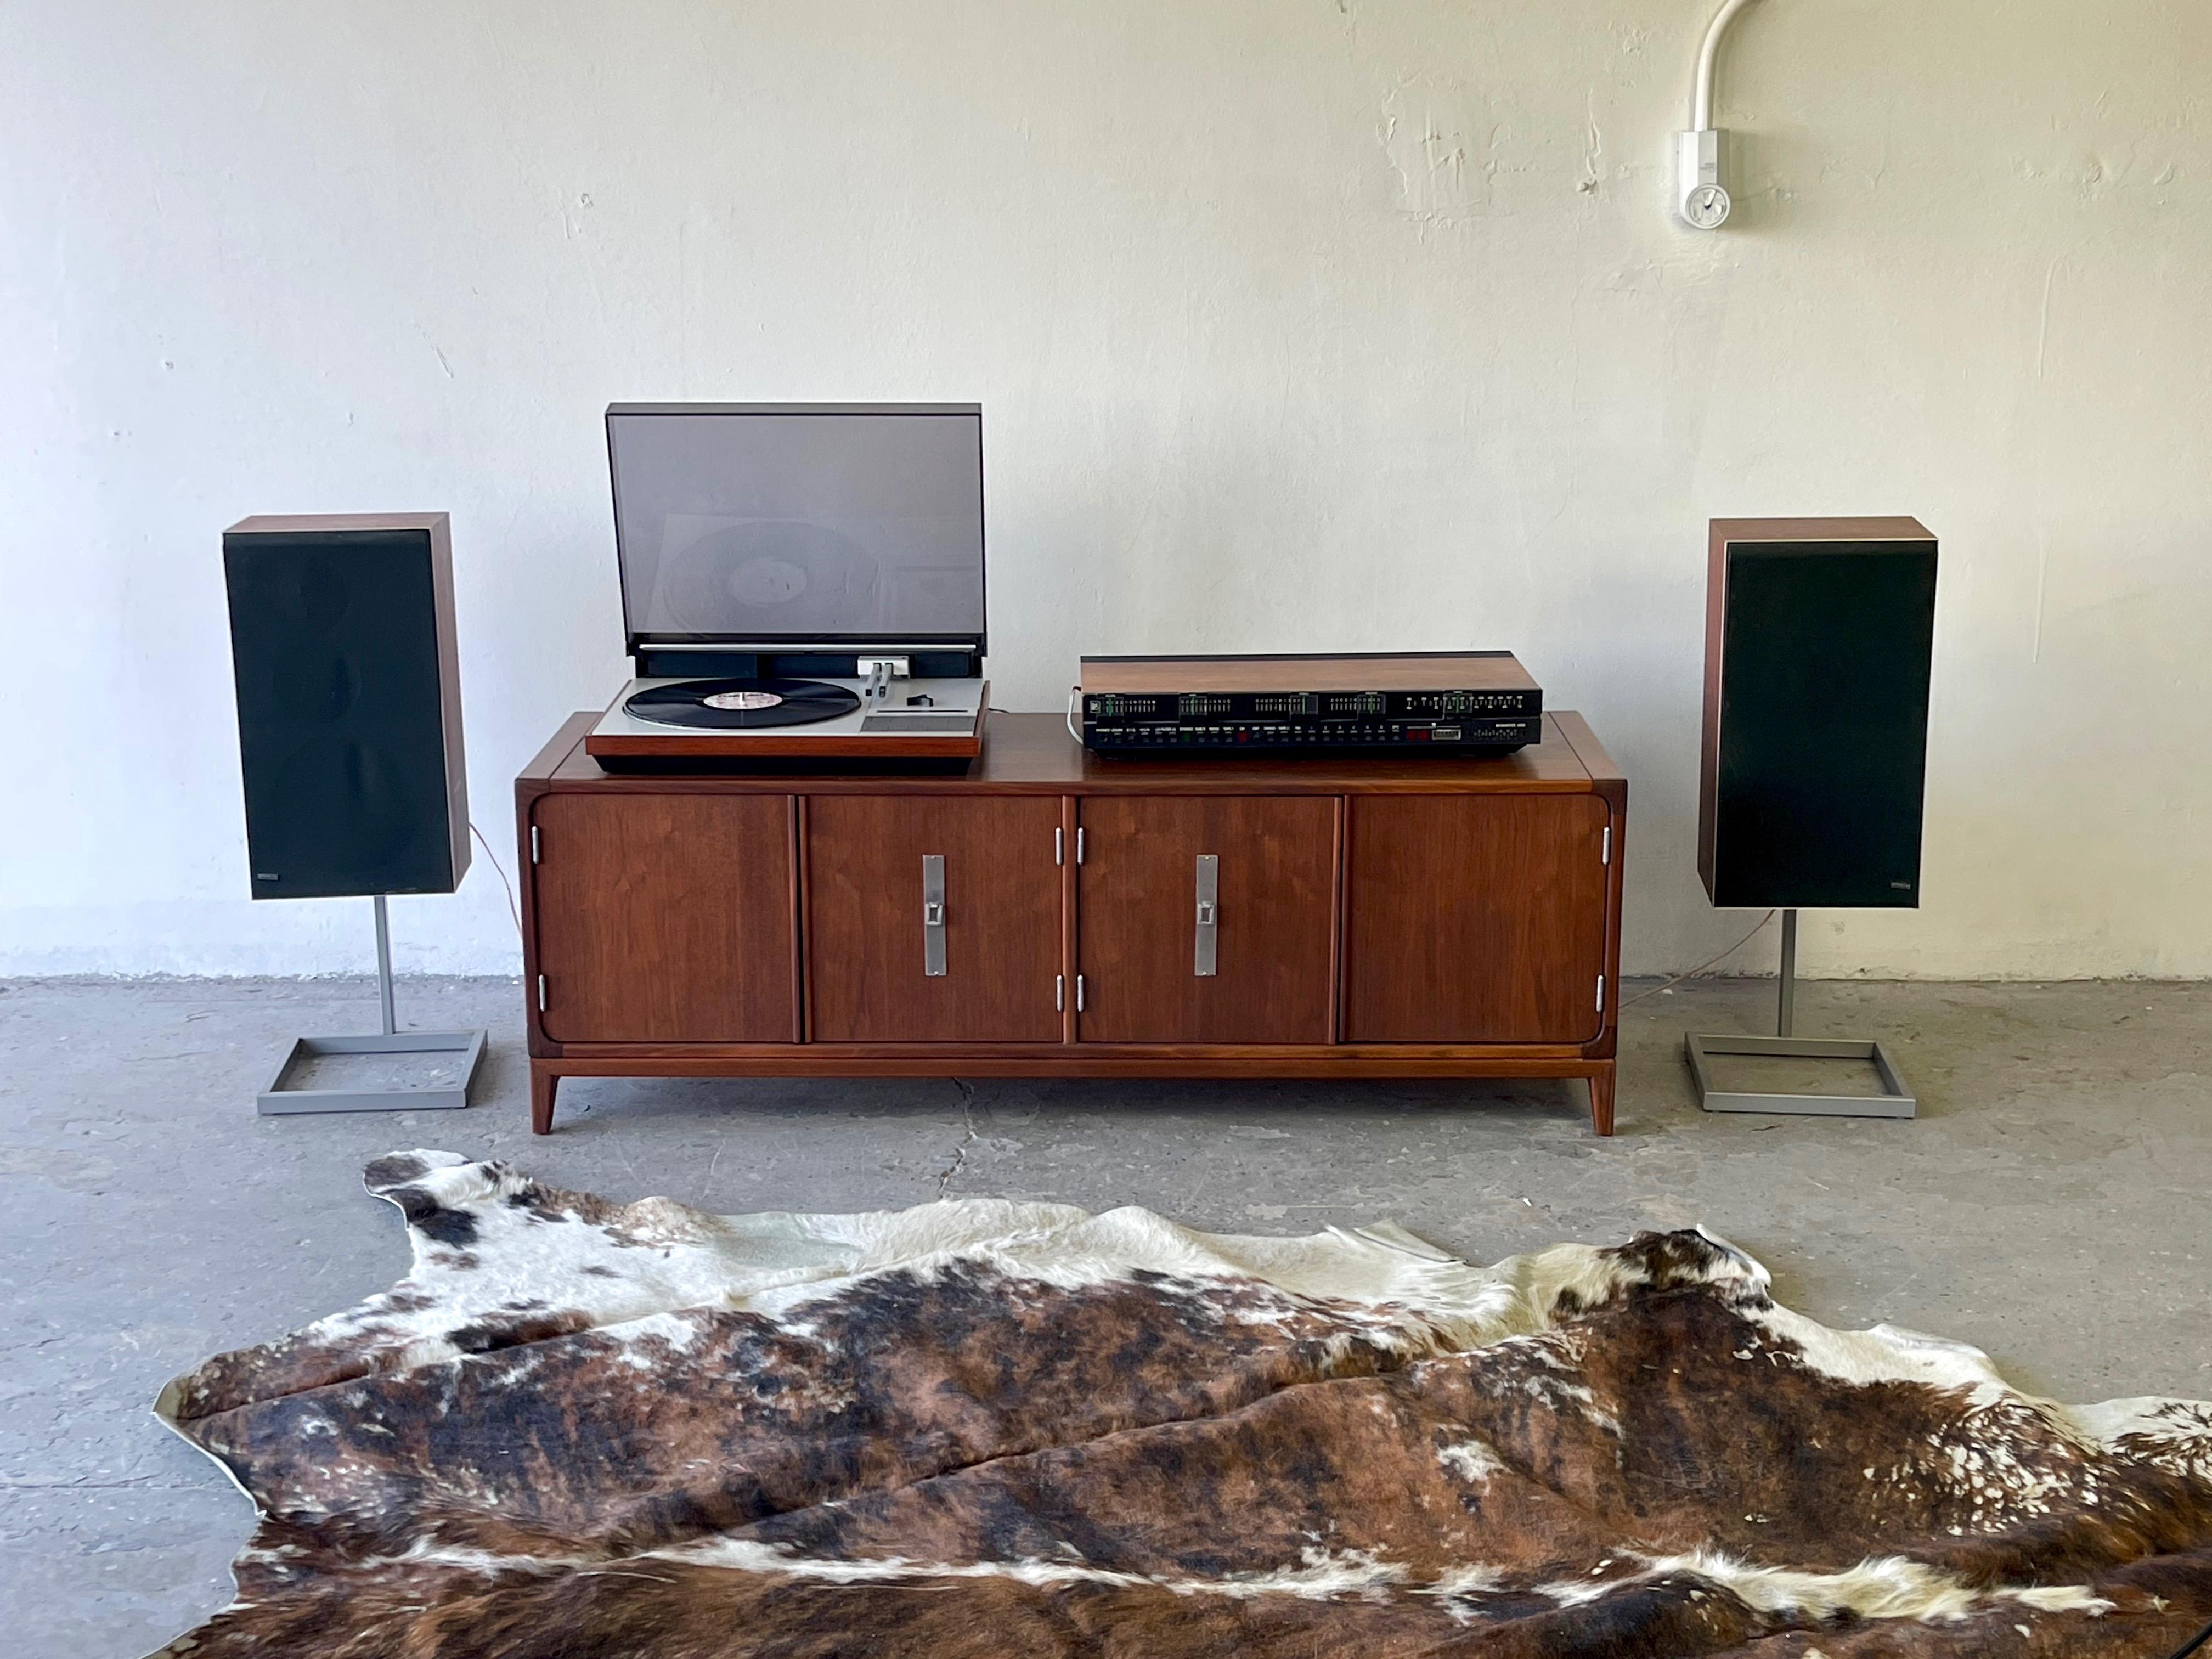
517;712;1627;1134
1699;517;1937;910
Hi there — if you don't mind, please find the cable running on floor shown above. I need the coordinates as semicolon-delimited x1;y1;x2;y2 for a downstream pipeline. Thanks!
1618;911;1777;1009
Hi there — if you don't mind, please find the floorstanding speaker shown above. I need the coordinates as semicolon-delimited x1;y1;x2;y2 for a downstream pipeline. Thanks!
1688;516;1937;1120
221;511;483;1114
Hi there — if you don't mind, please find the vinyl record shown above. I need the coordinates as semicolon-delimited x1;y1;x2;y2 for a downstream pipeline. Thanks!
623;676;862;730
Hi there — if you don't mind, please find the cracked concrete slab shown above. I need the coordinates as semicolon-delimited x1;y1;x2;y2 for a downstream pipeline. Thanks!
1;973;2207;1652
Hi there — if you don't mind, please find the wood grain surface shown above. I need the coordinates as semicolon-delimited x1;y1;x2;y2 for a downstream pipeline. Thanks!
1080;652;1537;695
529;793;797;1043
806;795;1064;1041
1075;795;1338;1044
550;713;1596;794
1342;794;1610;1043
517;709;1626;1135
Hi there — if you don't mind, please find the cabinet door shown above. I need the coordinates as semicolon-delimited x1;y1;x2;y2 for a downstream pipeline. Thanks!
1343;795;1609;1043
806;795;1063;1042
532;794;797;1043
1077;796;1338;1044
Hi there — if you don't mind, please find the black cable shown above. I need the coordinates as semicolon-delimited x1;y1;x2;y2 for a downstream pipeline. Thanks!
2167;1615;2212;1659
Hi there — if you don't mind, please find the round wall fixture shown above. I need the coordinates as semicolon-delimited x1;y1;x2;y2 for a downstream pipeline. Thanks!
1682;181;1732;229
1675;0;1767;229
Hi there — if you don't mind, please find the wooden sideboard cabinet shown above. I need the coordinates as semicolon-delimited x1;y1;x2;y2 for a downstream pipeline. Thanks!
517;712;1627;1135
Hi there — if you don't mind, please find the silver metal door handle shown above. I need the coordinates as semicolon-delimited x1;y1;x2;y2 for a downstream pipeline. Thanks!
922;855;947;977
1194;854;1219;977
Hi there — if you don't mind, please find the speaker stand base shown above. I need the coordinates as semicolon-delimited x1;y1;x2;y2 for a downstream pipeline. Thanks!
1685;1032;1916;1119
256;896;488;1115
1685;910;1917;1120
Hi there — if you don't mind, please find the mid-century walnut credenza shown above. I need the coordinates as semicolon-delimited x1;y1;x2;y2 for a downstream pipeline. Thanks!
516;712;1627;1134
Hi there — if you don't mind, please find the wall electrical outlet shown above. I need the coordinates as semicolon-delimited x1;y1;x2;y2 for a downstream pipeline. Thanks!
1677;128;1731;229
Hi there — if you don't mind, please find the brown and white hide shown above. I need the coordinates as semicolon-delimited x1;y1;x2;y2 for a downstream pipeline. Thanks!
150;1152;2212;1657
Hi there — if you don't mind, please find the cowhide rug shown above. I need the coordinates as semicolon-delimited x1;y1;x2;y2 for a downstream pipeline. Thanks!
150;1153;2212;1658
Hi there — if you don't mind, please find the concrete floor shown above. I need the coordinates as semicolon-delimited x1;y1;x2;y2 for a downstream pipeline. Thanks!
4;974;2208;1655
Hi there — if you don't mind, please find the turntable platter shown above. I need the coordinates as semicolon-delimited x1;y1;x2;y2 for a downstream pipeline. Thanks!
622;676;863;730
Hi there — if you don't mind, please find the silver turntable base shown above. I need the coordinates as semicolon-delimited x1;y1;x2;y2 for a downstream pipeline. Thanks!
584;672;989;770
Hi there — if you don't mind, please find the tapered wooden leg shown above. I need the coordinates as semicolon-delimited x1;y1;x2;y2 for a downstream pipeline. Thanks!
531;1064;560;1135
1587;1065;1616;1136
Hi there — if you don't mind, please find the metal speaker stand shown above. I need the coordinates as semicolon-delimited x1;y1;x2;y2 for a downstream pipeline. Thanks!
258;896;487;1115
1685;910;1916;1119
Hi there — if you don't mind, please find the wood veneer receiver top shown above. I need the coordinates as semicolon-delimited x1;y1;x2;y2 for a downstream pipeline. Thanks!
1081;651;1538;696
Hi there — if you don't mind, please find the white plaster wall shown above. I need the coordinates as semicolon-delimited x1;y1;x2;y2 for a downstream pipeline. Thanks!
1;0;2206;980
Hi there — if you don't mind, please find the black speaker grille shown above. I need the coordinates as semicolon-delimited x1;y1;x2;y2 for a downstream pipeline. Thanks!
1711;541;1936;909
225;528;461;899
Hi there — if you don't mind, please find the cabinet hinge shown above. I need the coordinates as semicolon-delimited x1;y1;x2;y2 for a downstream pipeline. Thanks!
1075;974;1087;1012
1054;826;1064;866
537;974;548;1012
1596;974;1606;1013
1600;825;1610;865
531;825;541;864
1056;974;1065;1012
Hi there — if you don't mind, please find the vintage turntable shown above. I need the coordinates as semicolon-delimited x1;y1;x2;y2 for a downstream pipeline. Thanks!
584;403;991;772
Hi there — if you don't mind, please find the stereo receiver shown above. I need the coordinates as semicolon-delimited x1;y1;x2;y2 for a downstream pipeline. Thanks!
1077;652;1542;757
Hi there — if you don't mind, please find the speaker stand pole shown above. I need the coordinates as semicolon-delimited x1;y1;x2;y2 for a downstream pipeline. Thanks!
373;894;398;1037
1776;908;1796;1038
1683;908;1916;1120
253;896;488;1116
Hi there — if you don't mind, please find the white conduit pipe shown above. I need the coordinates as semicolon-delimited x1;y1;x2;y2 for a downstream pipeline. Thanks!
1693;0;1765;130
